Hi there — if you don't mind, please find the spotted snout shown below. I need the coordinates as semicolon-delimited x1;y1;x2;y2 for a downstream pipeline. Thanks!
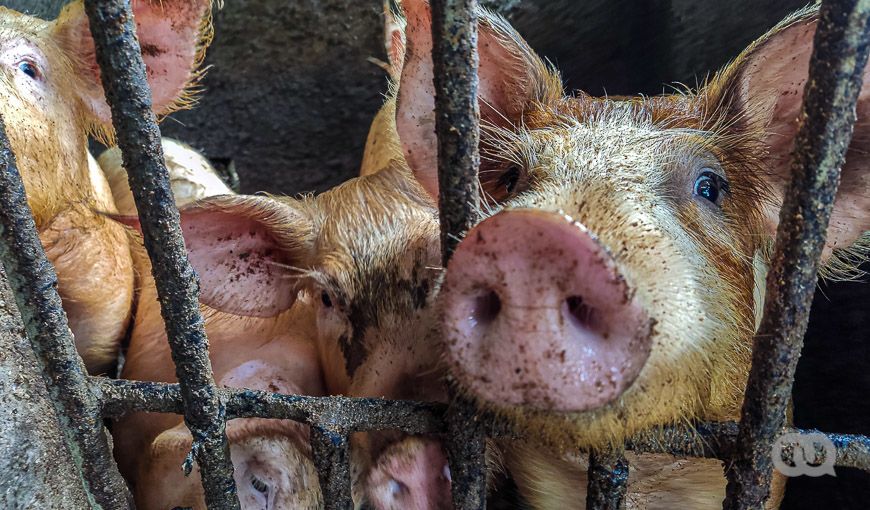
441;209;655;413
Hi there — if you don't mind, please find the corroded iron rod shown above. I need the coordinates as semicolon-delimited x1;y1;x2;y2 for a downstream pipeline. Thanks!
0;116;132;509
81;0;239;508
430;0;487;508
310;426;353;510
586;449;629;510
723;0;870;508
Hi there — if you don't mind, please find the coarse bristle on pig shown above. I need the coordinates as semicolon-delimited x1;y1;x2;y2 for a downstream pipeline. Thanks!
388;0;870;457
0;0;215;374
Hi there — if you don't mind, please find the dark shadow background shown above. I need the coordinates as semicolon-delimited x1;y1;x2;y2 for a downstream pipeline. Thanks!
4;1;868;508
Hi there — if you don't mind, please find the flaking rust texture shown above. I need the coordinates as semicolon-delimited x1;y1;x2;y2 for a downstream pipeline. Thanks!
0;265;91;510
586;449;629;510
0;116;132;509
724;0;870;508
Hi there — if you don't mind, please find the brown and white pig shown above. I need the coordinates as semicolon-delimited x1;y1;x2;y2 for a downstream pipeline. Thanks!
379;1;870;508
113;162;451;509
0;0;213;373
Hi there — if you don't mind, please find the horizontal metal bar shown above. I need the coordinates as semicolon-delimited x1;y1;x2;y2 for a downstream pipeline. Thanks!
80;0;239;508
0;116;132;509
724;0;870;508
586;448;629;510
97;378;870;472
97;378;448;435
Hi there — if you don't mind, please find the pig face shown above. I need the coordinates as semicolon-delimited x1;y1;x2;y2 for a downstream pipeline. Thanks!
0;0;213;374
0;0;210;223
393;1;870;449
115;165;446;509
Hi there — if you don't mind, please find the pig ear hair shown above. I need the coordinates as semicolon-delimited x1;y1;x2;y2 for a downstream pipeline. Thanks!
395;0;562;200
52;0;216;143
384;0;406;81
114;194;317;318
720;3;870;276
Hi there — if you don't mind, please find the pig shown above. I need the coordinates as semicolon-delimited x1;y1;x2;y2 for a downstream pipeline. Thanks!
98;137;234;215
0;0;213;374
112;161;452;509
376;1;870;508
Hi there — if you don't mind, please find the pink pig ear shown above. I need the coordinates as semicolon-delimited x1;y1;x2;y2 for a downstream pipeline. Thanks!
395;0;561;200
117;195;316;318
384;1;406;81
725;5;870;261
52;0;213;130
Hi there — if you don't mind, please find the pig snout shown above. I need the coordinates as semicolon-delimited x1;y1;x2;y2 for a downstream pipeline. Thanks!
365;437;452;510
441;209;655;412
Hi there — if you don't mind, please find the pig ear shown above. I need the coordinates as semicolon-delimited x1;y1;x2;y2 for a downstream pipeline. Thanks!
395;0;561;199
723;5;870;260
118;195;316;318
52;0;213;132
384;1;406;81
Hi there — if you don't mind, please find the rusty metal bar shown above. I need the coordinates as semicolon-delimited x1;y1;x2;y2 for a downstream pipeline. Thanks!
723;1;870;507
586;449;629;510
431;0;482;263
81;1;239;508
97;378;449;434
0;116;132;509
310;425;353;510
430;0;487;508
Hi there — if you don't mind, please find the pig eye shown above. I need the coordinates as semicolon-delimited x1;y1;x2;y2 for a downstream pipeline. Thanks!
16;60;41;80
694;170;729;206
498;166;522;195
481;162;526;203
321;290;333;308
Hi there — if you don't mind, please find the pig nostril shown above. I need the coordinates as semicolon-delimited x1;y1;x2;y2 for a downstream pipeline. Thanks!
469;290;501;327
565;295;598;331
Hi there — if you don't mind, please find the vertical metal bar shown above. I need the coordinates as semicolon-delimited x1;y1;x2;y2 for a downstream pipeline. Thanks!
724;1;870;508
0;116;132;509
430;1;487;509
310;425;353;510
81;1;240;508
586;449;628;510
432;0;482;262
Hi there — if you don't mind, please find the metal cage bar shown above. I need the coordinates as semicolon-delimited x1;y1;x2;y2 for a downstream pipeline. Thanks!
429;1;489;509
0;0;866;508
724;0;870;508
81;0;240;508
0;118;132;510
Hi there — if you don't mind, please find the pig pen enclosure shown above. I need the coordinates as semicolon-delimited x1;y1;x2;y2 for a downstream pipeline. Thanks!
1;0;870;509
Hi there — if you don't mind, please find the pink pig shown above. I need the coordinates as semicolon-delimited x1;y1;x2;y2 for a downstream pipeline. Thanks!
0;0;213;374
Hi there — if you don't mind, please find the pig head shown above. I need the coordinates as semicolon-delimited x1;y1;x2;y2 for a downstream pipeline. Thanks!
0;0;214;373
394;0;870;449
377;0;870;507
114;162;449;509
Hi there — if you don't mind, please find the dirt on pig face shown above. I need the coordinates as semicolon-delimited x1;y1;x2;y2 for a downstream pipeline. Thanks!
443;89;775;449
